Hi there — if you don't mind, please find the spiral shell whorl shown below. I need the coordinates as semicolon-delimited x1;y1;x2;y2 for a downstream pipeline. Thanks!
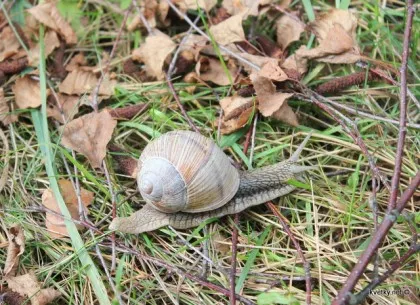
137;130;240;213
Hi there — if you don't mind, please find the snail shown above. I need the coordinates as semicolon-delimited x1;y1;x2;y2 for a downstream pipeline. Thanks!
109;130;314;234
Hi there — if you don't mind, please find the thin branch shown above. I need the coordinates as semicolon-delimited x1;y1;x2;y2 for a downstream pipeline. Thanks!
332;171;420;304
387;0;414;213
229;213;240;305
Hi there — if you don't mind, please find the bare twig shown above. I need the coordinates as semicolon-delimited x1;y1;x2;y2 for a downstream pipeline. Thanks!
332;171;420;304
266;201;312;305
229;213;240;305
387;0;414;213
132;0;153;35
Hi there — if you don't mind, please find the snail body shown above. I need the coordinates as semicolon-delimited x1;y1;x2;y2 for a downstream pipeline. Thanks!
110;130;314;234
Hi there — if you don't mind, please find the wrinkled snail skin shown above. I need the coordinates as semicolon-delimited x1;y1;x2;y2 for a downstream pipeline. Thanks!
109;132;314;234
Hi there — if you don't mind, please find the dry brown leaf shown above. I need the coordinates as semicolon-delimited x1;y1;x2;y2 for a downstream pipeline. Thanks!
250;74;298;126
132;30;176;80
65;53;87;71
196;57;239;86
28;2;77;44
179;34;208;60
222;0;259;16
281;45;308;75
258;61;288;82
28;30;60;66
3;225;25;277
209;11;247;45
219;95;254;134
6;271;61;305
177;0;217;12
276;14;305;50
58;69;115;97
297;9;360;63
237;52;278;73
46;94;79;123
0;88;18;125
12;76;50;109
42;179;94;238
61;110;117;168
0;26;21;62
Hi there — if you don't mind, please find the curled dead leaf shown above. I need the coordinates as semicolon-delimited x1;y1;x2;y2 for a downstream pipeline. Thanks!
132;30;176;80
28;2;77;44
42;179;94;238
297;9;360;63
219;95;254;134
46;94;79;123
0;88;17;125
250;74;298;126
179;34;208;60
0;26;21;62
6;271;61;305
58;69;115;97
258;61;289;82
12;76;50;109
276;13;305;50
4;224;25;277
65;53;88;71
177;0;217;12
281;45;308;75
222;0;259;16
209;11;247;45
61;110;117;168
237;52;278;73
196;57;239;86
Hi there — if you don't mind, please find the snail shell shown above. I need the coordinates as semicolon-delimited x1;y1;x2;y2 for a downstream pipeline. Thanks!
137;130;240;213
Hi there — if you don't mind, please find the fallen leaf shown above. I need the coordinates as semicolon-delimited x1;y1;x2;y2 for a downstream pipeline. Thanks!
222;0;259;16
28;30;60;66
0;88;18;125
28;2;77;44
127;0;164;31
219;95;254;134
179;34;208;60
281;45;308;75
177;0;217;12
4;225;25;277
237;52;278;73
12;76;50;109
6;271;61;305
132;30;176;80
0;26;21;62
61;110;117;168
296;9;360;63
42;179;94;238
65;53;88;71
250;74;298;126
58;69;115;97
46;94;79;123
258;61;288;82
276;13;305;49
196;57;239;86
209;11;247;45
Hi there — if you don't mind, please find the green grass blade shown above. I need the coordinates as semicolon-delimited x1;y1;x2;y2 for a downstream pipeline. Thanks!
33;25;111;305
235;226;271;293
